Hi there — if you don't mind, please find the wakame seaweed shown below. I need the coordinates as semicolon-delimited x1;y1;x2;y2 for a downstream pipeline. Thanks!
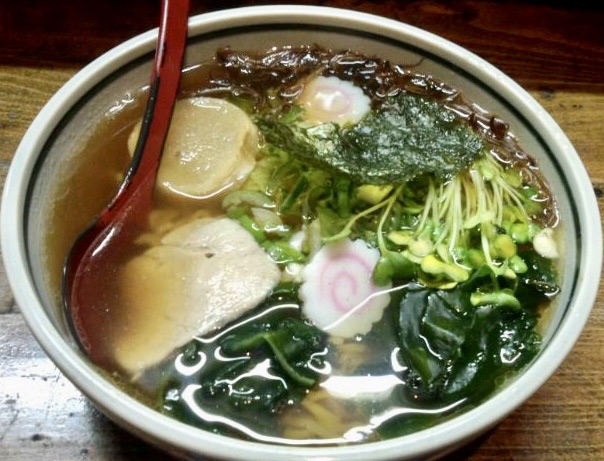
396;270;544;397
256;93;484;185
160;284;329;438
374;268;544;438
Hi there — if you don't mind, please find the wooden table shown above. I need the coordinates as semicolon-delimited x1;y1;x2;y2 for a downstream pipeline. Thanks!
1;1;603;459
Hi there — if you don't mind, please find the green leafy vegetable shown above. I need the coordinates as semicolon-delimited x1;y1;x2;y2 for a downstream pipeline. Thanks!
396;272;542;402
519;249;560;296
257;93;484;184
513;249;560;310
261;240;306;264
375;264;547;438
160;285;328;438
221;317;323;387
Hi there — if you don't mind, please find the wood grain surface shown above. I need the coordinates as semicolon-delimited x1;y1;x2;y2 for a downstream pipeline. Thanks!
1;1;603;460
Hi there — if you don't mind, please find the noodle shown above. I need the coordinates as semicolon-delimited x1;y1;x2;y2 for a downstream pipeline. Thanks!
280;387;368;440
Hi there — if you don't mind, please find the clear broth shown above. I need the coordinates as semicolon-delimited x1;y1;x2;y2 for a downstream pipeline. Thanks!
46;46;559;446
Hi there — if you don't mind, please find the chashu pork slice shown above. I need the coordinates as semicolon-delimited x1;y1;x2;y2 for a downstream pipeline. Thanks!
113;217;280;376
128;96;258;200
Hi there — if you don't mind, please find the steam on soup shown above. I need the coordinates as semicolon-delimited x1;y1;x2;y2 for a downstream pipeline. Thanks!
53;46;561;445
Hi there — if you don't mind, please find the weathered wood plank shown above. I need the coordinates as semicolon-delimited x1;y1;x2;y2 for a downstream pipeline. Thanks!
0;66;75;164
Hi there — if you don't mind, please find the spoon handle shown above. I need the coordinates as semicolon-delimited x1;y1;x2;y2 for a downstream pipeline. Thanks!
111;0;190;216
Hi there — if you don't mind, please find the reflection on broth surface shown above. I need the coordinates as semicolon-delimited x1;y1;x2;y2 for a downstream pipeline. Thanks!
49;46;561;445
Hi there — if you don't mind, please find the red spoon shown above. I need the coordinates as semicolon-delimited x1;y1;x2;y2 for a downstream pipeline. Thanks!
63;0;190;361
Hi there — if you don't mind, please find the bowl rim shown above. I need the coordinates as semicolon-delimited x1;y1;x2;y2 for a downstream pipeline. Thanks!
2;4;601;460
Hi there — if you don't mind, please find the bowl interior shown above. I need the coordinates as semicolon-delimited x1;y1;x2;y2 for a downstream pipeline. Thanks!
8;6;600;461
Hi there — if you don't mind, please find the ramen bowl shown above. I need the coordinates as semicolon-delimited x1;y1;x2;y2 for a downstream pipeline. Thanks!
2;5;601;461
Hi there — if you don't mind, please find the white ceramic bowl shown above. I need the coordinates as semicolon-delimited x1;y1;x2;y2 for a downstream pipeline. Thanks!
2;5;601;461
